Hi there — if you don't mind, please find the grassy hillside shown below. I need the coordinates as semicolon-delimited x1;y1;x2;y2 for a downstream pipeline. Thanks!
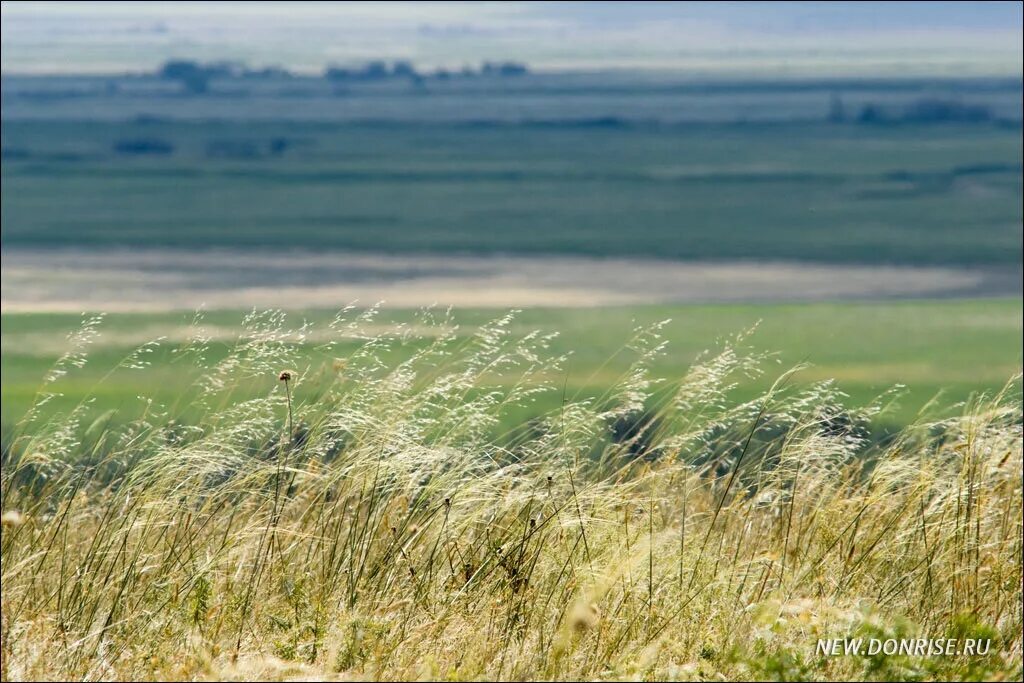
2;305;1020;681
2;120;1021;264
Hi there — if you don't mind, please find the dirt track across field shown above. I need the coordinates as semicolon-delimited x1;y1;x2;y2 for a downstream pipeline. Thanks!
2;248;1020;312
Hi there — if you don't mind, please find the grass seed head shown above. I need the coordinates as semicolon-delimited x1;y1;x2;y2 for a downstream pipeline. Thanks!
2;510;26;527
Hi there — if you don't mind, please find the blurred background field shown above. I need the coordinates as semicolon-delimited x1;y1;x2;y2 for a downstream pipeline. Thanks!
3;80;1022;264
1;1;1022;434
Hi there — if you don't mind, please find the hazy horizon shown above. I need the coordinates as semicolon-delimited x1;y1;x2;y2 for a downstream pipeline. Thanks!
2;1;1022;77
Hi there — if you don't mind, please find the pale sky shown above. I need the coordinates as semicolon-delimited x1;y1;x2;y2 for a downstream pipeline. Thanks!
2;1;1022;75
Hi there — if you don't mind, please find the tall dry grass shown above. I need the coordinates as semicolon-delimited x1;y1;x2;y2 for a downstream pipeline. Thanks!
1;309;1021;681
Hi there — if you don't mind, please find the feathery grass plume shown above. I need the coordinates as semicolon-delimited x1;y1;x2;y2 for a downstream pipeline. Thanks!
0;310;1020;681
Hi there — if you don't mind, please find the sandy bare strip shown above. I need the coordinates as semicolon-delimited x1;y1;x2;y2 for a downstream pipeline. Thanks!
1;248;1020;313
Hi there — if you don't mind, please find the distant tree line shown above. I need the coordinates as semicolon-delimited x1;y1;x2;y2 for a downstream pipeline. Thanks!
324;60;529;83
828;93;994;124
156;59;529;93
158;60;292;93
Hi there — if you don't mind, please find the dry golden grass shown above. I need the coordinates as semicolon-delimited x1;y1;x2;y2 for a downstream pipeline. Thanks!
1;310;1021;681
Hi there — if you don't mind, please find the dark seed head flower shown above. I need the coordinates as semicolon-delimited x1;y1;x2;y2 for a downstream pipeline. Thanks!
571;602;601;632
278;370;293;382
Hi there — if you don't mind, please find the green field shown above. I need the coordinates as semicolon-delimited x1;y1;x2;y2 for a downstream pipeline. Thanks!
3;299;1020;435
2;120;1021;265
